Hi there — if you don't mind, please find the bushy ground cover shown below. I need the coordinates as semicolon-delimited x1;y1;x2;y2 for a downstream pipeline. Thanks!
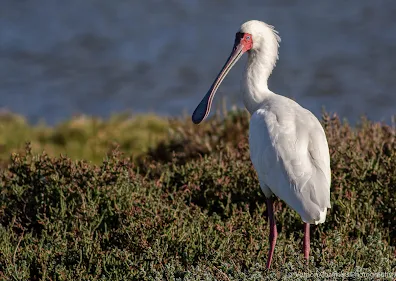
0;111;169;164
0;110;395;280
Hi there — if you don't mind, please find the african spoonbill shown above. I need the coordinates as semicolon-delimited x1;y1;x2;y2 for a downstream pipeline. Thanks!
192;20;331;269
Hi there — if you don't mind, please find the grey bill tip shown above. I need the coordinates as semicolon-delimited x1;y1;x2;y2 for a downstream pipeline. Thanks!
192;92;211;124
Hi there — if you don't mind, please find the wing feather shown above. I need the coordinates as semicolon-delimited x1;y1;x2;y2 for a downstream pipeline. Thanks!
249;104;331;224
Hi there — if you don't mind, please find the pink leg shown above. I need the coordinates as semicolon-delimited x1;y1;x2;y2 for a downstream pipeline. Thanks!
303;223;310;263
266;198;278;269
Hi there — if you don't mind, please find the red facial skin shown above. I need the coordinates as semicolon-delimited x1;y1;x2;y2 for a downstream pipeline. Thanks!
235;32;253;52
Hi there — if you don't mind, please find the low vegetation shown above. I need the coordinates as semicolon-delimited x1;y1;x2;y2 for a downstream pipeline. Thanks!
0;111;169;164
0;110;395;280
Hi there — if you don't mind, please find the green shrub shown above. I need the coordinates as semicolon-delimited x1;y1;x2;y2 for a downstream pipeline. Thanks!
0;112;169;164
0;111;395;280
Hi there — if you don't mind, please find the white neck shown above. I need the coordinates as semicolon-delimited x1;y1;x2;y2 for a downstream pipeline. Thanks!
242;36;279;114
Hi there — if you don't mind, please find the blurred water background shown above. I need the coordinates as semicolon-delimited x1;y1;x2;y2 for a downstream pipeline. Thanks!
0;0;395;125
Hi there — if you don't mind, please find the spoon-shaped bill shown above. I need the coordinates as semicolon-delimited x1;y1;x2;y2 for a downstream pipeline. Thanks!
192;44;245;124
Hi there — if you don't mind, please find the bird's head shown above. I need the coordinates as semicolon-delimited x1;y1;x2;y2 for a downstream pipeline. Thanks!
192;20;280;124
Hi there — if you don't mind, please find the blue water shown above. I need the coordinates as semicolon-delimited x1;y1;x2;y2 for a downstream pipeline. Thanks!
0;0;395;124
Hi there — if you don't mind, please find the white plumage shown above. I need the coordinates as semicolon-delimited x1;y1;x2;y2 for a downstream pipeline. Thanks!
192;20;331;268
249;99;331;224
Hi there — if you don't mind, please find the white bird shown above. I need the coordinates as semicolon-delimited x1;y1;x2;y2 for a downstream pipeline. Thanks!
192;20;331;269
